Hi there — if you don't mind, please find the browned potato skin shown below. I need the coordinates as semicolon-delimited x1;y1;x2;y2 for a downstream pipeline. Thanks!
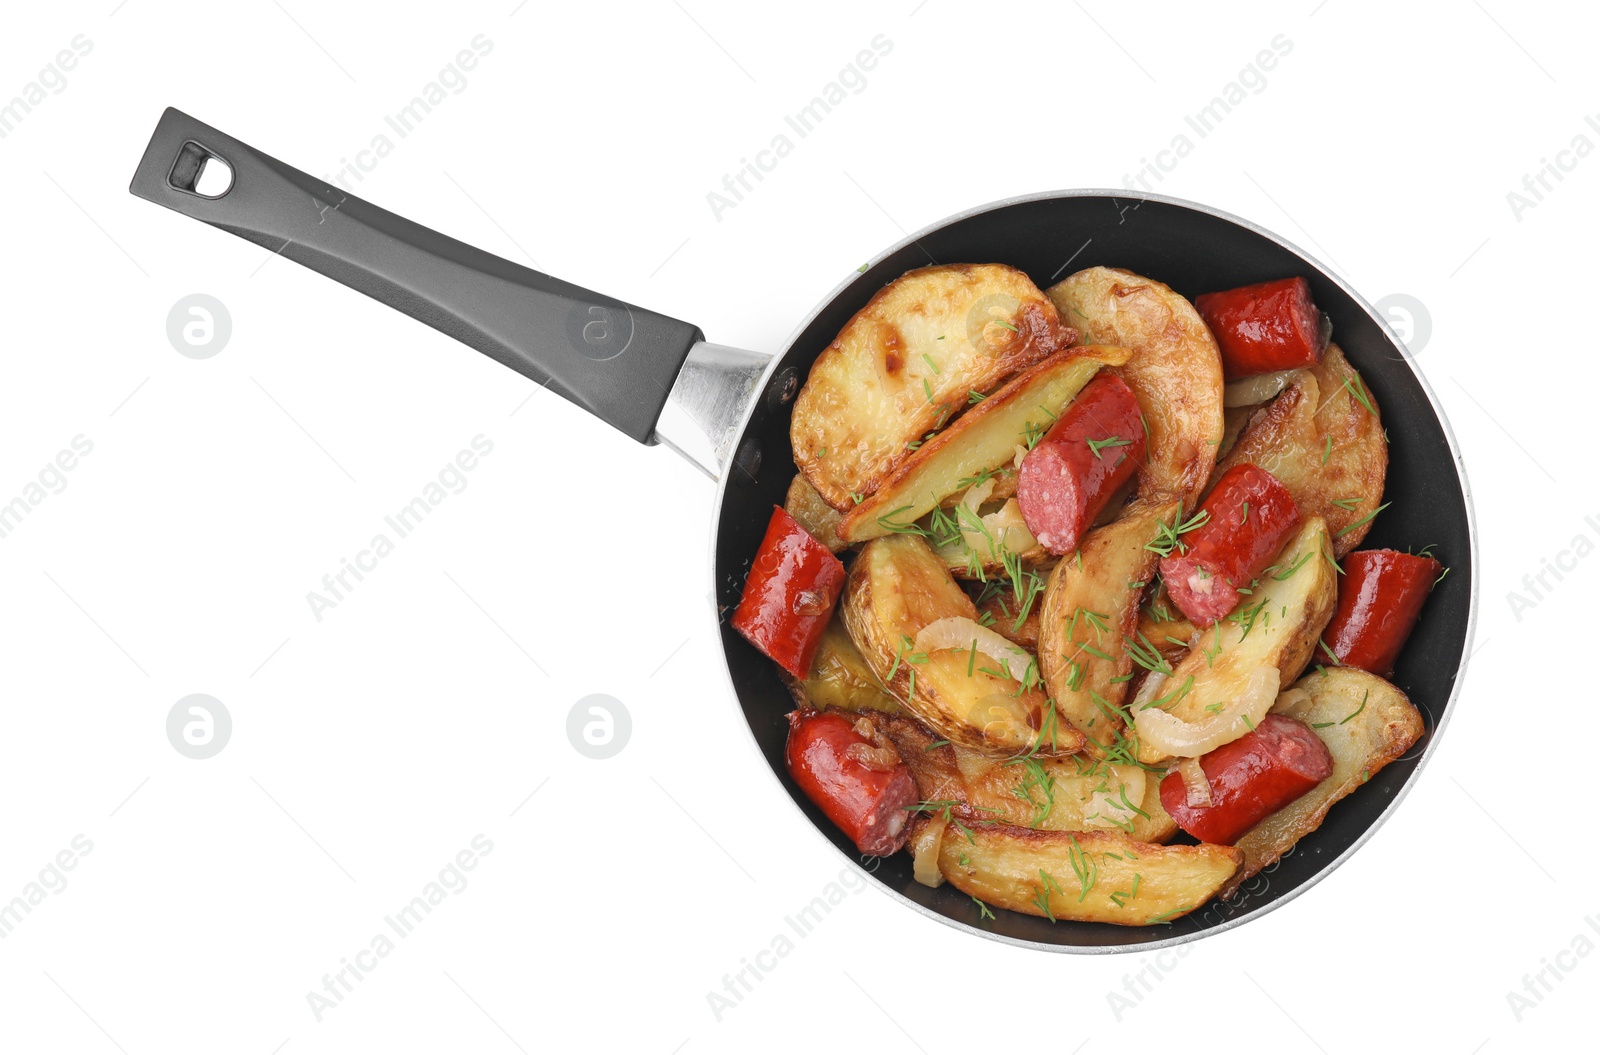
1212;345;1387;557
794;264;1076;511
1039;498;1178;747
783;617;902;716
783;475;848;553
1047;266;1224;507
936;821;1241;925
838;345;1127;543
840;535;1084;757
886;716;1177;841
1219;667;1423;899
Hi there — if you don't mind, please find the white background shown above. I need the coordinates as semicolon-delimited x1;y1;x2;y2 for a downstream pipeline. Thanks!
0;1;1592;1052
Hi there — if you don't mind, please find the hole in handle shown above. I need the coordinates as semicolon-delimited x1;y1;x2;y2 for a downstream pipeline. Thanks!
168;141;234;198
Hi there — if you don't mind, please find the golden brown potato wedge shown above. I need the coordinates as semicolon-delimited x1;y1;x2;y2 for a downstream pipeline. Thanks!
783;474;848;553
783;617;901;715
1220;667;1424;898
837;345;1128;543
935;821;1240;925
886;716;1176;841
1047;267;1224;505
840;535;1083;756
793;264;1077;511
1211;345;1387;557
1039;498;1178;747
1133;517;1338;764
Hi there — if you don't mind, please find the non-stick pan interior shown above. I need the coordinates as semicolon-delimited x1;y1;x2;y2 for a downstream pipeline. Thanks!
712;193;1473;951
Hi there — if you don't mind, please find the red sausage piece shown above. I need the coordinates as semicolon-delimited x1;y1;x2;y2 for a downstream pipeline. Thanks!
1323;549;1443;677
786;710;918;856
1160;714;1335;844
1159;464;1301;627
1195;277;1327;381
1016;372;1147;555
733;507;847;679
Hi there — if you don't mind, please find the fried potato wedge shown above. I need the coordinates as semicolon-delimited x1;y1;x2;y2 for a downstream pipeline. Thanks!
1134;517;1338;764
794;264;1077;510
783;474;848;553
1212;345;1387;557
1047;267;1224;505
1220;667;1424;898
1039;498;1178;747
837;345;1128;543
783;616;901;715
936;822;1240;925
841;535;1083;756
887;716;1176;841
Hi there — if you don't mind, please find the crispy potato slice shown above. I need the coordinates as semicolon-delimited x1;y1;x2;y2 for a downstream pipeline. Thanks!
1220;667;1424;898
887;716;1176;841
783;616;901;715
1039;498;1178;747
783;475;848;553
837;346;1129;543
1047;267;1224;506
1211;345;1387;557
936;821;1240;925
1134;518;1338;765
841;535;1083;756
794;264;1077;510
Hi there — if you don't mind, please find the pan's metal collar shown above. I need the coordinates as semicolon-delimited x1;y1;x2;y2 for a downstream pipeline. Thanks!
655;341;773;479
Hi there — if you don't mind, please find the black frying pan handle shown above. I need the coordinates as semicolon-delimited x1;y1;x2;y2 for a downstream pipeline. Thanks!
129;107;702;444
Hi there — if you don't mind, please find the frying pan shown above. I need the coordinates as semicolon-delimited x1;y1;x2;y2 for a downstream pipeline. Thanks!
130;107;1477;952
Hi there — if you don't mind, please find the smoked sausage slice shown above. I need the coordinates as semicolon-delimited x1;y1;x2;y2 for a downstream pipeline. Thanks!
1159;714;1334;844
1016;372;1146;555
786;710;919;856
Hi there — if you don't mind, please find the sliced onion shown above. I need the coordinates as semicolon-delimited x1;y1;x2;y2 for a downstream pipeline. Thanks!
1223;367;1310;408
844;740;900;771
1013;443;1030;469
1083;765;1147;830
1130;669;1170;711
914;616;1032;677
1270;687;1312;717
957;479;997;553
983;498;1038;553
909;815;946;887
951;743;995;786
1178;757;1213;807
955;481;1039;559
845;717;901;771
1133;665;1280;758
